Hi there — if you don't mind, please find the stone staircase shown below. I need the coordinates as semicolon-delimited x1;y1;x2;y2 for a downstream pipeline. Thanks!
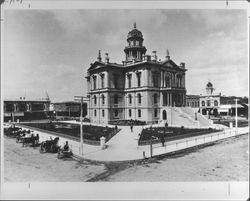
171;107;199;127
179;107;213;128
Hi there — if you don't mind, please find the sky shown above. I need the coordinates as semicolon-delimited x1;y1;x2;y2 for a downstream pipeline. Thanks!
3;9;248;102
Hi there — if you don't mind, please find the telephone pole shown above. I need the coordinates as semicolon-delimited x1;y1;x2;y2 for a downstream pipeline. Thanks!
74;96;89;156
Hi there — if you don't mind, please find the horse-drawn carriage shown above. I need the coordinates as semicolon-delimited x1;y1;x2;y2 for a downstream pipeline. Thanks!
4;126;22;138
20;134;40;147
39;137;60;153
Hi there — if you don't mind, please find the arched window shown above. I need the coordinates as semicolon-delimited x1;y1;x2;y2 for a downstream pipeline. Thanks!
94;95;97;105
154;109;158;117
101;74;105;88
93;76;97;90
138;93;141;104
165;76;170;88
114;94;118;104
153;93;158;104
214;100;218;106
202;101;205;106
101;94;105;105
128;94;132;104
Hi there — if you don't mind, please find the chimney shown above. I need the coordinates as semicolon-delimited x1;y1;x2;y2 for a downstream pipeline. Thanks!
105;53;109;63
152;51;157;62
180;62;185;68
97;50;102;62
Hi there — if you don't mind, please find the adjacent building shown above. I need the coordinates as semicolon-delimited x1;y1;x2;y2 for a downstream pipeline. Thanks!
86;23;187;124
4;97;51;122
186;82;248;117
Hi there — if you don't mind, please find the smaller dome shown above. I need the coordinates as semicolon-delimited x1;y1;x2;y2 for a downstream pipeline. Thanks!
127;29;143;39
127;23;143;40
206;82;213;88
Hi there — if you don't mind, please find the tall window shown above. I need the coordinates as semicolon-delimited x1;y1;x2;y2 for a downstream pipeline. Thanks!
138;109;141;118
153;93;158;104
101;94;105;105
127;74;132;88
214;100;218;106
114;94;118;104
137;73;141;87
93;76;97;90
202;101;205;106
94;95;97;105
114;74;119;89
129;109;132;117
94;109;97;116
207;100;211;107
114;109;118;117
138;93;141;104
128;94;132;104
165;76;170;88
154;108;158;117
102;109;105;117
152;74;159;87
101;74;105;88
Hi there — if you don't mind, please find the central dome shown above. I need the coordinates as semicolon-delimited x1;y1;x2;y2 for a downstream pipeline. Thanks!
127;22;143;40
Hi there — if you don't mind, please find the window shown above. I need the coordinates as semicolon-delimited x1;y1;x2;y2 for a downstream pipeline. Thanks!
202;101;205;106
214;100;218;106
114;109;118;117
177;75;182;88
129;109;132;117
127;74;132;88
102;110;105;117
94;109;97;116
114;74;119;89
101;74;105;88
152;74;159;87
137;73;141;87
136;41;139;46
93;76;97;90
154;109;158;117
138;109;141;118
165;76;170;88
128;94;132;104
114;94;118;104
94;95;97;105
138;93;141;104
207;100;211;107
101;94;105;105
154;93;158;104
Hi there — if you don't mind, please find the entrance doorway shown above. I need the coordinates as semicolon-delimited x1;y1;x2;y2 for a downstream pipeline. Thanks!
162;110;167;120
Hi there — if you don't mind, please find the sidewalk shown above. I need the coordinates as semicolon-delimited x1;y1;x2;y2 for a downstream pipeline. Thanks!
13;123;249;162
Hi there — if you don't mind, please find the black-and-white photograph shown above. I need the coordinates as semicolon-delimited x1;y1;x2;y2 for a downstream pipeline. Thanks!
1;0;249;200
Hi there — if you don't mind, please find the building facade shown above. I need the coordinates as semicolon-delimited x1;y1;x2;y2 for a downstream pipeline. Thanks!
4;98;51;122
186;82;248;117
86;23;187;124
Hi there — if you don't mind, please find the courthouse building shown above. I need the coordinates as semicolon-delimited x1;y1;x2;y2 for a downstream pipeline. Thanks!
86;23;187;124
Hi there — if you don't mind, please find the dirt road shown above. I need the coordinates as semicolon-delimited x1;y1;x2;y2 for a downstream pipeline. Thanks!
4;134;248;182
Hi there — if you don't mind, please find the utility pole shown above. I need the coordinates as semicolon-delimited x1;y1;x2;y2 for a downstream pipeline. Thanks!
235;98;238;133
150;126;153;158
74;96;88;156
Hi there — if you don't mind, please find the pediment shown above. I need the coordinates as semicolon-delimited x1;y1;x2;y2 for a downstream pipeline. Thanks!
88;61;106;70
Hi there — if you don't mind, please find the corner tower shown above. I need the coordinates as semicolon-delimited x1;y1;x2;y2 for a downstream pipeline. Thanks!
124;23;147;64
